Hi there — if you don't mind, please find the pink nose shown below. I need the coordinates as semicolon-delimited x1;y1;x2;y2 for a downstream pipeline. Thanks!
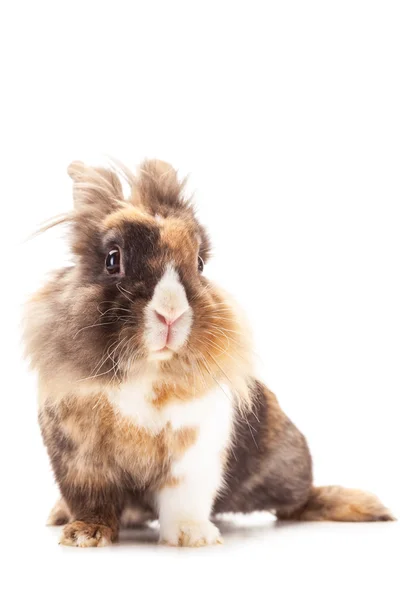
155;311;179;327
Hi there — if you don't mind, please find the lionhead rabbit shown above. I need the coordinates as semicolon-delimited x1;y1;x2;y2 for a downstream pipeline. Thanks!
24;159;394;547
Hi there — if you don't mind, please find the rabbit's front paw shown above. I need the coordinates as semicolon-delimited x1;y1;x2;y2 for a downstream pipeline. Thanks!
60;521;115;547
160;520;222;547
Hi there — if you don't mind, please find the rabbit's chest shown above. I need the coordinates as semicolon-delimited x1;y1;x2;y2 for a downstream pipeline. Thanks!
110;376;212;433
107;377;219;485
42;378;233;491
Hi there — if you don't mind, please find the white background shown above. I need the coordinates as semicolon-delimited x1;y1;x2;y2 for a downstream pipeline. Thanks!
2;1;399;598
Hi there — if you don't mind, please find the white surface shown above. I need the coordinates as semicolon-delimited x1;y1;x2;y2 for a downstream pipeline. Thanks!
2;1;399;598
7;517;400;599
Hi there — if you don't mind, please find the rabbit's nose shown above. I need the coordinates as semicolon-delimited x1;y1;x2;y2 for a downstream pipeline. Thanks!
154;309;187;327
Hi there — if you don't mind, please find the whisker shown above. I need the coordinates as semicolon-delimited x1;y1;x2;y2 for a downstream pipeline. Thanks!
89;337;127;380
205;327;232;349
196;353;233;404
116;283;135;303
203;350;234;386
198;351;258;449
191;284;213;302
205;337;250;365
209;324;239;334
73;320;120;339
202;336;230;358
77;362;120;383
98;306;132;317
117;283;135;297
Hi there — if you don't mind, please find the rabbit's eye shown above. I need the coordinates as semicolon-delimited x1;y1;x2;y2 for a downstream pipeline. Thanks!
105;247;121;274
198;255;204;272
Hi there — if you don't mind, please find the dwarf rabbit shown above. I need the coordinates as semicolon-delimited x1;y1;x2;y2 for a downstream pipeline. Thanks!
23;159;394;547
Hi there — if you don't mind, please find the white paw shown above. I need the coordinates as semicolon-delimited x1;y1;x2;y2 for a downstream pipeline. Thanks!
160;520;223;547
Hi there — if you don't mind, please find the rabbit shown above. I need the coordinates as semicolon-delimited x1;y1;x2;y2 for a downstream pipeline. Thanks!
23;158;394;548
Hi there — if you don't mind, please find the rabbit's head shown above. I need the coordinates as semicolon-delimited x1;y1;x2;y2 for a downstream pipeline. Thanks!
25;159;253;395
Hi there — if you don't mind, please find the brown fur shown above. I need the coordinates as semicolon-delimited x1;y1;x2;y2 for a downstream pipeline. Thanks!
40;393;198;490
213;383;313;514
60;521;116;547
277;486;395;522
161;476;182;488
103;205;155;230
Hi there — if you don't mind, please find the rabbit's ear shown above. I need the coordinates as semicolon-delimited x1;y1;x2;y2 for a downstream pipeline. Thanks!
133;159;188;215
67;160;86;182
67;161;125;215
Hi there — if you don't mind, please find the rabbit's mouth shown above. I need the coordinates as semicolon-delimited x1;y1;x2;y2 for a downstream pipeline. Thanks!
152;347;175;361
143;263;193;361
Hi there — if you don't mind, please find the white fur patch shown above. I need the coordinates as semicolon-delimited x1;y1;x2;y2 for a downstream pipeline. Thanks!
160;519;222;547
110;375;233;436
156;385;234;546
144;263;193;358
110;373;160;432
110;374;235;547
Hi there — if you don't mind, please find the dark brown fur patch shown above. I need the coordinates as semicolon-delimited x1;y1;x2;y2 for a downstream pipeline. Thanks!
213;382;313;515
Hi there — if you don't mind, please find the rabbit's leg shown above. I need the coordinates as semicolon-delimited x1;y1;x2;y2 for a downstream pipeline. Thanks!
213;382;313;516
154;390;234;547
58;481;124;547
40;404;124;547
156;465;223;547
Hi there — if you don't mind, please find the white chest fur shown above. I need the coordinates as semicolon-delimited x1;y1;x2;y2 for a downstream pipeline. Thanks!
109;375;234;443
110;375;161;432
